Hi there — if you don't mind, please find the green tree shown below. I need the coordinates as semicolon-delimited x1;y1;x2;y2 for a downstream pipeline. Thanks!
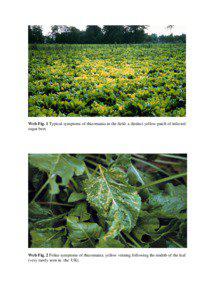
85;26;103;43
102;26;125;43
28;26;44;43
124;25;148;43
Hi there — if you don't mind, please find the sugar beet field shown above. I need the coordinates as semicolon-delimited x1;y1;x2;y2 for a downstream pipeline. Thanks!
28;44;186;117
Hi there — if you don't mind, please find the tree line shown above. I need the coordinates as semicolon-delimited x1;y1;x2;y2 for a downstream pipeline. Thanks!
28;25;186;44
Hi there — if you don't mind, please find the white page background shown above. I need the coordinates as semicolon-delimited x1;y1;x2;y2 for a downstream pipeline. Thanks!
1;0;212;299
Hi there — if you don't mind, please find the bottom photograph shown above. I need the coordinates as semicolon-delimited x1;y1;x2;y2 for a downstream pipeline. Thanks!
28;154;187;248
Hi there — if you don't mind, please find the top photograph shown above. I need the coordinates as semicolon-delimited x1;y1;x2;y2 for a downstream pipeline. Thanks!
28;25;186;117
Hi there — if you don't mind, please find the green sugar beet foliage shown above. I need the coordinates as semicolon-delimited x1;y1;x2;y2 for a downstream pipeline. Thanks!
28;154;187;248
28;44;186;117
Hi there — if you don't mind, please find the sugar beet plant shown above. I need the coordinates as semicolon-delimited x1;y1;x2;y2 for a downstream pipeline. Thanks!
28;44;186;117
28;154;187;248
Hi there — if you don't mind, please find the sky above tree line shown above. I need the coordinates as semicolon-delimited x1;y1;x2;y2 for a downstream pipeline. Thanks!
41;25;186;36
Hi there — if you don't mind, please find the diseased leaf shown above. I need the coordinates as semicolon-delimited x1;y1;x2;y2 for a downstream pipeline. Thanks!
84;165;141;240
30;227;66;248
67;216;102;247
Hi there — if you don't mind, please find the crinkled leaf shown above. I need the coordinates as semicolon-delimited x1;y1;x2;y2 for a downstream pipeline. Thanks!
84;165;141;241
67;216;102;247
30;227;66;248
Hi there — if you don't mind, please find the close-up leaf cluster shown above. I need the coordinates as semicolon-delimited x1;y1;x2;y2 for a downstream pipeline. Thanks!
28;154;187;248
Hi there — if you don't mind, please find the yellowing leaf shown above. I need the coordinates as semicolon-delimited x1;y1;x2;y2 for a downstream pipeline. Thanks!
84;165;141;240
